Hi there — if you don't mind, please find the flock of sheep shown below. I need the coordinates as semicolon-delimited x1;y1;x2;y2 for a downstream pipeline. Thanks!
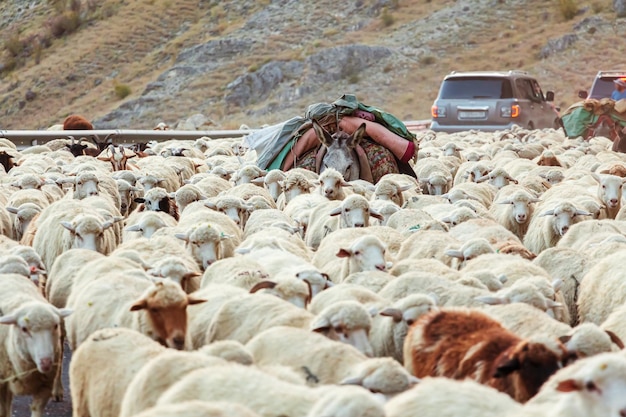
1;120;626;417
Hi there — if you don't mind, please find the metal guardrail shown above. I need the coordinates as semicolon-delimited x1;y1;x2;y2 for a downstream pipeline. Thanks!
0;129;255;150
0;120;432;150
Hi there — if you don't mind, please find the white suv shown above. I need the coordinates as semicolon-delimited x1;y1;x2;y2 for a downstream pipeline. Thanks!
430;70;560;133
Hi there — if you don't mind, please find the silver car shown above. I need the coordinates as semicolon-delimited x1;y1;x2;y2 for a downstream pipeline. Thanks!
430;70;560;133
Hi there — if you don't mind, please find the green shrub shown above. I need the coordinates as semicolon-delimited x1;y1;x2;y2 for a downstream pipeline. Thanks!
114;83;132;99
3;33;24;58
558;0;578;20
47;11;82;38
420;55;436;65
381;8;395;27
0;56;18;75
590;1;604;13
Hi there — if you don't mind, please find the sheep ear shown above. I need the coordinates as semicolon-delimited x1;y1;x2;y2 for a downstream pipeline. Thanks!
556;379;583;392
129;299;147;311
605;330;625;349
204;201;217;210
235;247;251;255
539;209;554;217
475;295;509;305
219;233;234;241
545;299;562;309
310;316;331;333
251;177;265;185
339;376;364;386
60;221;75;233
444;249;463;259
249;281;277;293
590;172;601;184
379;307;403;322
496;199;512;205
5;206;18;214
336;248;351;258
370;208;384;221
0;314;17;325
493;356;520;378
329;207;342;216
552;278;564;292
174;233;189;242
125;224;142;232
399;184;413;192
559;335;572;344
56;308;73;318
187;296;207;305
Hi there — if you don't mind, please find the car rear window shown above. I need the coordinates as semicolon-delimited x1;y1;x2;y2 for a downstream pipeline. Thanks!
590;77;620;99
439;77;513;99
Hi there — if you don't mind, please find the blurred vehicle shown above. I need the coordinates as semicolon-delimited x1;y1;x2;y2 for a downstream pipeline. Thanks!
578;70;626;100
430;70;560;133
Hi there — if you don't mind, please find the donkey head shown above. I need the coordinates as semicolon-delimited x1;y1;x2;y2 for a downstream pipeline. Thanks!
312;119;366;181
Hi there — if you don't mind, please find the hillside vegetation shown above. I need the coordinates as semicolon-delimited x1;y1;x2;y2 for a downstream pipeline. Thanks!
0;0;623;130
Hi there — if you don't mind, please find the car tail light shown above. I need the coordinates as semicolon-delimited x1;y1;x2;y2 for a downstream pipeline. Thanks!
501;104;520;118
432;105;446;118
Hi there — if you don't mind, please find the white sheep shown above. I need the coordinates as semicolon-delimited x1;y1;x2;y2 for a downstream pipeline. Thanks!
305;194;384;250
276;169;317;209
475;166;518;189
154;361;376;417
128;401;261;417
115;178;142;217
65;273;206;351
369;293;438;363
533;246;593;326
251;169;286;202
282;192;328;236
69;327;166;417
246;325;419;394
484;303;621;358
173;183;206;213
384;377;522;417
175;222;241;269
371;176;414;207
206;294;374;354
118;349;228;417
5;202;44;242
123;210;179;240
577;249;626;325
395;229;461;268
242;208;301;239
236;227;312;261
204;195;254;228
0;273;73;415
489;185;540;240
590;173;626;219
315;167;352;200
28;197;122;269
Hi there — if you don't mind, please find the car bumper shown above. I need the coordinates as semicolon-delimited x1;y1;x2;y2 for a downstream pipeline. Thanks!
430;121;520;133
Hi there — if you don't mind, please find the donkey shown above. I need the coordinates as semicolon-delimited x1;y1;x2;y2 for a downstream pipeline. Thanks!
311;119;366;181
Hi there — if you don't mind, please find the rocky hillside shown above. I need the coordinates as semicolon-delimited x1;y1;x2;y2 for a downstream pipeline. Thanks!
0;0;624;130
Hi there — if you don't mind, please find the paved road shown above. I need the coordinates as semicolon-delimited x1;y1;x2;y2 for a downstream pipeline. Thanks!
11;343;72;417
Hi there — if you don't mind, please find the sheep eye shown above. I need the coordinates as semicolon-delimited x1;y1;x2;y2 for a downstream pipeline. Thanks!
354;251;361;256
584;380;596;390
21;326;28;333
149;307;159;313
406;319;414;326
